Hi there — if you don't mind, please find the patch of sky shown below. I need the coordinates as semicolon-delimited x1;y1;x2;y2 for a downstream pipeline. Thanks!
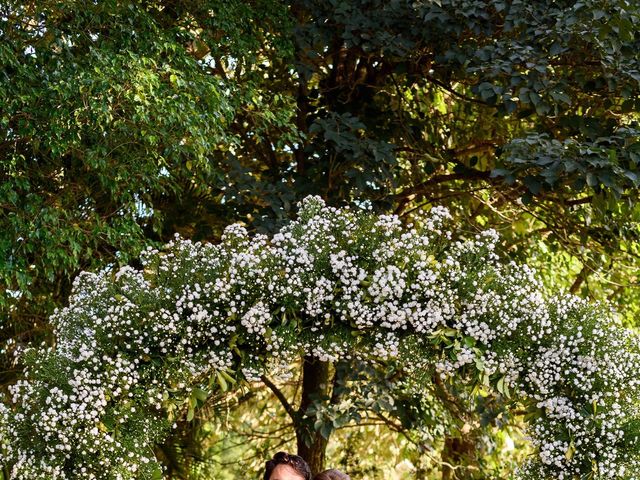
133;193;153;219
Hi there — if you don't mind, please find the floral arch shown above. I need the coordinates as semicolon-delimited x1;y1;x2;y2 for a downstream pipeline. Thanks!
1;197;640;479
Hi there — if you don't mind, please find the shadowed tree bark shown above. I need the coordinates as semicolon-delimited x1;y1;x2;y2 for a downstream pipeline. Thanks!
296;356;331;475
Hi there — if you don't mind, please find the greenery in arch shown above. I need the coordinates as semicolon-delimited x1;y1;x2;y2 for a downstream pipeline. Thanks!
1;198;640;479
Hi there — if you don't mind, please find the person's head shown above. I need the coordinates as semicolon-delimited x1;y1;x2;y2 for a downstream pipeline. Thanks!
264;452;312;480
313;469;350;480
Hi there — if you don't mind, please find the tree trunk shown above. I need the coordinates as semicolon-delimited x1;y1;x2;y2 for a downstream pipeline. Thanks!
441;436;475;480
297;425;329;476
296;355;331;475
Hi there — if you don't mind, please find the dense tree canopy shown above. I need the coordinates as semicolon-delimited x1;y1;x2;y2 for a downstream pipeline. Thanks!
1;0;639;478
0;0;294;366
2;0;639;336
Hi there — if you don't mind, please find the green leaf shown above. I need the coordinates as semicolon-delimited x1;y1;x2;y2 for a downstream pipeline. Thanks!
565;440;576;460
216;371;228;391
524;176;542;195
586;173;598;187
193;387;208;402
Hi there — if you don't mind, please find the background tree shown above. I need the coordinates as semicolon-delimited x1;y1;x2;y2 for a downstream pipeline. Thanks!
0;0;294;376
1;0;639;477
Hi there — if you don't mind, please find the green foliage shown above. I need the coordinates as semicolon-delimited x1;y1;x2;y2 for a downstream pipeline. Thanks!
0;0;294;375
3;0;640;348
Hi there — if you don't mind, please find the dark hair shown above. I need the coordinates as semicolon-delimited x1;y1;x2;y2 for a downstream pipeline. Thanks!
313;469;350;480
264;451;312;480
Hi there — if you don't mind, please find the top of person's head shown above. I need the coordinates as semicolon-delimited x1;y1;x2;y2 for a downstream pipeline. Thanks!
264;452;312;480
313;469;350;480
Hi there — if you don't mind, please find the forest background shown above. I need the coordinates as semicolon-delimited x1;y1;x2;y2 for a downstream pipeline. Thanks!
1;0;639;478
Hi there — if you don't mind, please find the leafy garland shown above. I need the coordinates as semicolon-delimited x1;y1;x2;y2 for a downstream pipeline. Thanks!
2;197;640;479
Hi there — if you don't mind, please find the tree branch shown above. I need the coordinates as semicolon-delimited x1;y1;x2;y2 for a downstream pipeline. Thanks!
569;265;589;294
261;375;298;425
565;196;592;206
425;75;490;106
396;168;492;200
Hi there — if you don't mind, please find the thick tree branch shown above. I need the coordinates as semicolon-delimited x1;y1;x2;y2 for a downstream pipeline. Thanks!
565;196;593;206
396;168;492;201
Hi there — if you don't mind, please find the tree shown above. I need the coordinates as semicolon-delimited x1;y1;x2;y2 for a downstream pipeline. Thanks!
0;0;294;379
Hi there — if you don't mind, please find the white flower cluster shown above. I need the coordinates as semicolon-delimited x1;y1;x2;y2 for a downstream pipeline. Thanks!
1;196;640;479
241;301;271;337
